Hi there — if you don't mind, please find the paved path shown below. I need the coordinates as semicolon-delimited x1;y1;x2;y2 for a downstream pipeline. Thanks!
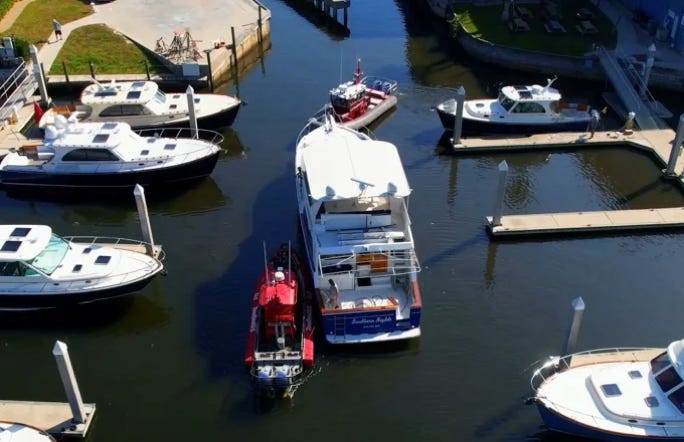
0;0;37;32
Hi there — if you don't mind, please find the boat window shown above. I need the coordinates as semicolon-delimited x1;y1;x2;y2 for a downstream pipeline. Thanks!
119;104;149;116
27;234;69;275
93;134;110;143
126;91;142;100
651;352;671;374
655;366;683;393
668;386;684;413
153;90;166;105
512;102;546;113
0;261;20;276
498;92;516;111
1;240;21;252
99;105;123;117
62;149;120;162
10;227;31;237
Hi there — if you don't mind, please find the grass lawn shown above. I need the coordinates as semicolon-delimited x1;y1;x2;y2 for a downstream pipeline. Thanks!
48;24;170;75
452;1;617;56
3;0;92;46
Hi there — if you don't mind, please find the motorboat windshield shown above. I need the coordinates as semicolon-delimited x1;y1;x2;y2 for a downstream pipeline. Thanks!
498;91;516;111
153;90;166;105
27;234;70;275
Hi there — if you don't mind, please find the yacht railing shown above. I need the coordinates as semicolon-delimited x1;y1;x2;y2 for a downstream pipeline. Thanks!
63;236;166;261
360;76;398;95
529;347;660;391
317;250;421;280
135;127;224;145
296;105;375;146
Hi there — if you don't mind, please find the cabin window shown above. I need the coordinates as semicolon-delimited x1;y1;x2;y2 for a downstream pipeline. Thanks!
512;102;546;114
62;149;119;162
153;90;166;105
99;105;123;117
651;352;671;374
0;261;20;276
119;104;148;116
668;386;684;413
655;366;683;393
126;91;142;100
498;92;516;111
27;234;69;275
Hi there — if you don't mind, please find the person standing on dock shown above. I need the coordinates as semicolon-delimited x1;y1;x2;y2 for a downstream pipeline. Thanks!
52;19;62;41
588;109;600;139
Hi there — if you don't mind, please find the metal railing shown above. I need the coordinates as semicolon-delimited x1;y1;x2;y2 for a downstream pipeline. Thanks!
63;236;166;261
0;60;37;124
135;127;224;145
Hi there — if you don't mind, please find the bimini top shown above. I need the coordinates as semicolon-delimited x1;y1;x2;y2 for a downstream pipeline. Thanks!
0;225;52;262
299;125;411;200
500;84;562;103
80;80;159;105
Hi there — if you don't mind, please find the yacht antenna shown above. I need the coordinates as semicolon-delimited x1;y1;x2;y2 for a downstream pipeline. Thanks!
543;76;558;92
288;241;292;286
263;240;269;285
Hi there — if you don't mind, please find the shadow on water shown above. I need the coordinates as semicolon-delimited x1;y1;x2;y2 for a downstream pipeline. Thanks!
278;0;351;40
0;282;170;335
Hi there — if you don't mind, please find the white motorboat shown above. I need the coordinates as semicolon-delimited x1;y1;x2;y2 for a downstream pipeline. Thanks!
295;114;422;344
435;77;593;135
0;421;55;441
38;79;241;129
0;116;223;193
529;338;684;441
0;224;164;309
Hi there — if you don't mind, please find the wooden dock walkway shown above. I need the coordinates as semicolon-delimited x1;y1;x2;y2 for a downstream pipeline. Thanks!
0;400;96;438
448;126;684;237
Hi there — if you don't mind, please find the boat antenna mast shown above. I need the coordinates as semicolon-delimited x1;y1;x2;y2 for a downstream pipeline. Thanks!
288;241;292;286
354;58;362;85
263;241;271;285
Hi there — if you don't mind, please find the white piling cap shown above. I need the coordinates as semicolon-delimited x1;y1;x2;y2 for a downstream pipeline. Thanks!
186;85;194;94
52;340;68;356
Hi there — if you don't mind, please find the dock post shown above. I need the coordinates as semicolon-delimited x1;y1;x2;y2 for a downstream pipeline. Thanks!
61;61;70;84
29;45;50;107
664;113;684;177
640;44;656;98
88;61;95;80
451;86;465;147
257;6;263;43
133;184;155;257
562;297;586;356
186;85;198;139
52;341;86;424
491;160;508;227
144;60;151;81
230;26;238;72
204;49;214;92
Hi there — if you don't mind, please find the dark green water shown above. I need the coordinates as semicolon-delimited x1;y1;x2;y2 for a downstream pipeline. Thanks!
2;1;684;441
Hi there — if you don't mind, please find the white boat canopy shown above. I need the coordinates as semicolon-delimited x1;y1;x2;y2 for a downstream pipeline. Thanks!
301;132;411;200
0;225;53;261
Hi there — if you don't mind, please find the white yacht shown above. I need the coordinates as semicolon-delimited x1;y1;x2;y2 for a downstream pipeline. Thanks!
0;224;164;309
38;79;241;129
435;77;593;135
0;116;223;193
530;338;684;441
295;114;422;344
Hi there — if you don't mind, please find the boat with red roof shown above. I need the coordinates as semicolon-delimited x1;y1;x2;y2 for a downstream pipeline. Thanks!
325;59;398;130
243;242;314;398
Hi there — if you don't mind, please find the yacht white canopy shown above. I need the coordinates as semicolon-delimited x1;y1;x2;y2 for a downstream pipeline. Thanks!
300;128;411;200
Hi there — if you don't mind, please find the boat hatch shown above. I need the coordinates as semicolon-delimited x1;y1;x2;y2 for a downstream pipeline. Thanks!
645;396;660;407
94;89;117;97
127;91;142;100
600;384;622;397
1;240;21;252
11;227;31;237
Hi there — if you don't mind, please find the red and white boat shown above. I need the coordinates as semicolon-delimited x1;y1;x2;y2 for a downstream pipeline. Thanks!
325;59;398;130
243;243;314;398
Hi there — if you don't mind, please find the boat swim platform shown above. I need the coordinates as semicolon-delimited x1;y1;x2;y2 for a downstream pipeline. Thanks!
445;127;684;237
0;400;96;438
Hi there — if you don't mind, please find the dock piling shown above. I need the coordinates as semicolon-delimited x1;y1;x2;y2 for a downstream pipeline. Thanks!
88;61;95;80
491;160;509;227
562;297;586;356
640;44;656;99
186;85;198;139
61;61;70;84
451;86;465;147
52;341;86;424
133;184;156;257
230;26;238;71
664;113;684;178
29;45;50;107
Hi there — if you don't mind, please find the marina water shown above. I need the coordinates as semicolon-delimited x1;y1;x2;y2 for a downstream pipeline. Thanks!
2;1;684;440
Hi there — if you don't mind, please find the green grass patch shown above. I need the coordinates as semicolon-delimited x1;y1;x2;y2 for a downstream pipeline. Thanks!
0;0;16;21
49;24;170;75
452;1;617;56
2;0;92;47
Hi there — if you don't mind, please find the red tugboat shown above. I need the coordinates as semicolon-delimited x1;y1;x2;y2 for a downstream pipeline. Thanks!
243;243;314;398
326;59;398;130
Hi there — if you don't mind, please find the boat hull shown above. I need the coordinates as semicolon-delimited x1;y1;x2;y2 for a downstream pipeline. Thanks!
339;95;398;130
536;401;684;442
0;151;220;193
435;107;590;135
0;274;158;310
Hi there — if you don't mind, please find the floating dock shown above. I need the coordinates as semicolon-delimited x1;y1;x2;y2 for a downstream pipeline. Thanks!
0;401;96;438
